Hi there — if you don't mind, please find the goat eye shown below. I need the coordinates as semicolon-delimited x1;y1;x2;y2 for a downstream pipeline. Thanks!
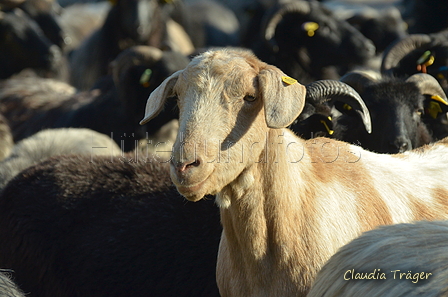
244;95;256;102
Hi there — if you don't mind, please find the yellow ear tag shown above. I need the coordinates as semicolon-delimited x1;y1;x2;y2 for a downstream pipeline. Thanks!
343;103;352;111
428;101;442;119
302;22;319;37
424;55;435;67
319;120;334;135
282;76;297;85
431;95;448;105
416;51;435;73
140;69;152;88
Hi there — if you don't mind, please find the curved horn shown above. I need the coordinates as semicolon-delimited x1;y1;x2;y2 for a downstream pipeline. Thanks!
306;80;372;133
406;73;448;101
262;1;311;52
381;34;432;74
339;70;379;94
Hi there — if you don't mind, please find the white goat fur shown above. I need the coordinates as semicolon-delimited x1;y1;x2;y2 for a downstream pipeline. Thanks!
308;220;448;297
141;48;448;296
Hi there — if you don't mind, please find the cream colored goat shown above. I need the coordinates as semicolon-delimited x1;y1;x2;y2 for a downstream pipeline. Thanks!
140;48;448;296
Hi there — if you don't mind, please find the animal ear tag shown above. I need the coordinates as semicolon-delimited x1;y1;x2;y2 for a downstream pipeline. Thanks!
416;50;435;73
140;69;152;88
302;22;319;37
282;76;297;85
343;104;352;111
427;101;443;119
320;116;334;135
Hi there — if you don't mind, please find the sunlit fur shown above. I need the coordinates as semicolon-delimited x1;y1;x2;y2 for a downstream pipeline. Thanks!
141;48;448;296
0;128;120;190
308;220;448;297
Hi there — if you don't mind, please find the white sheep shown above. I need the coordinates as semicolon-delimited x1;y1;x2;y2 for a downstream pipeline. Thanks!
307;220;448;297
0;128;120;189
140;48;448;296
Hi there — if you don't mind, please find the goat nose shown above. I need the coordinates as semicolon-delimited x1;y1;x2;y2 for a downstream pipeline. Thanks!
390;138;411;153
171;158;201;173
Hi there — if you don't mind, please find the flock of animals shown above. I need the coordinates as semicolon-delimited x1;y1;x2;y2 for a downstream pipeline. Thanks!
1;0;448;296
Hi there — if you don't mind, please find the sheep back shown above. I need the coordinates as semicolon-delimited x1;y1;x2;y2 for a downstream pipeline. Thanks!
308;220;448;297
0;155;221;297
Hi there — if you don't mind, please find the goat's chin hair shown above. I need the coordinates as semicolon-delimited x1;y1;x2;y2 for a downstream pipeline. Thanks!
215;191;231;209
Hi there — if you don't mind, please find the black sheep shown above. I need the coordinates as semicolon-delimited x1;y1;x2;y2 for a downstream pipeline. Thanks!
0;154;222;297
247;0;376;84
0;7;66;80
0;46;188;151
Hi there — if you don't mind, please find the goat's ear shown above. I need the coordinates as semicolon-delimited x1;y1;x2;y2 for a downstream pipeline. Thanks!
258;66;306;128
140;70;182;125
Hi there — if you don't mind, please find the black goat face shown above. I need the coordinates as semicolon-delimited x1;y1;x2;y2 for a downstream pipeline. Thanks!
335;80;431;154
0;8;63;79
118;0;160;43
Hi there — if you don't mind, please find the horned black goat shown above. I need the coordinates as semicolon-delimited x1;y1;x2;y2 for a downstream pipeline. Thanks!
0;46;188;151
381;32;448;141
68;0;174;90
0;7;66;80
317;71;447;153
247;0;376;85
0;154;222;297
